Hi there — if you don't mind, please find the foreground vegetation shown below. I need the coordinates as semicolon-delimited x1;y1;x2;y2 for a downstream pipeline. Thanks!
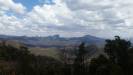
0;36;133;75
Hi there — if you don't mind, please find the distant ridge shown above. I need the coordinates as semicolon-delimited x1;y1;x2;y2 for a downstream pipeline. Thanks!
0;34;105;48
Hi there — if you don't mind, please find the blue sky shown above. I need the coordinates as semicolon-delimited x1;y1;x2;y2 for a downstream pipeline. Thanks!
14;0;39;11
13;0;54;11
0;0;133;38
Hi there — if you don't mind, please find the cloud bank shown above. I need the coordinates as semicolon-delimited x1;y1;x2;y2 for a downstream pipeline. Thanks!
0;0;133;38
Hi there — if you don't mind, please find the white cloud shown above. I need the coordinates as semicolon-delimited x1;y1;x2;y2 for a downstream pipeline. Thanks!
0;0;26;14
27;0;72;26
0;15;25;35
0;0;133;38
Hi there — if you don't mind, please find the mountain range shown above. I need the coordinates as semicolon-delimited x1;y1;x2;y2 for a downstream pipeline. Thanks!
0;34;105;48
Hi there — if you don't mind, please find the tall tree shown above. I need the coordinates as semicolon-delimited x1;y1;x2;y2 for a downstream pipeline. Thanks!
104;36;130;74
73;43;87;75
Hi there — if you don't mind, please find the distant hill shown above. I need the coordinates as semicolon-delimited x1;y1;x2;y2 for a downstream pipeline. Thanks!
0;34;106;60
0;34;105;48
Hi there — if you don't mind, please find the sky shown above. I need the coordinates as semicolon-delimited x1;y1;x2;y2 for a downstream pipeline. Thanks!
0;0;133;38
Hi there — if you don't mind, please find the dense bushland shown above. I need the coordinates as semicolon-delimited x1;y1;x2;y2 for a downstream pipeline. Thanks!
0;36;133;75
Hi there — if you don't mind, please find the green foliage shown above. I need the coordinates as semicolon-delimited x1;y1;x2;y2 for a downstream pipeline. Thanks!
89;55;109;75
104;36;131;75
104;36;130;66
89;55;123;75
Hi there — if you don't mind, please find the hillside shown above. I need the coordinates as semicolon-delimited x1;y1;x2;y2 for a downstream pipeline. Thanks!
0;34;105;48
